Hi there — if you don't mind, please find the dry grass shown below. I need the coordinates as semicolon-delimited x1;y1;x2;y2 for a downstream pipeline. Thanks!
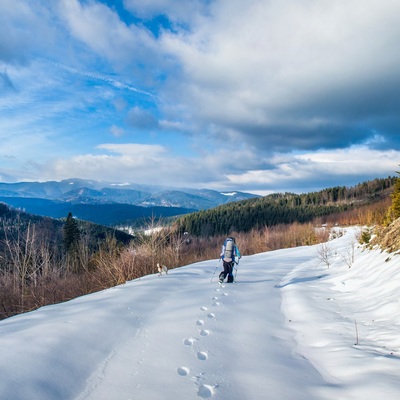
370;217;400;253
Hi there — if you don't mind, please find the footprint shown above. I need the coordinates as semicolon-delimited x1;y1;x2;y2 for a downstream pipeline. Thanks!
200;306;208;311
198;384;214;398
177;366;190;376
184;338;196;346
200;329;210;336
207;313;215;319
222;293;228;297
212;296;218;301
197;351;208;361
196;319;205;326
212;302;220;307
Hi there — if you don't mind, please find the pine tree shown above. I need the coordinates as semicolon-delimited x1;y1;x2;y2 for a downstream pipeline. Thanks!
391;176;400;218
63;212;80;251
384;171;400;225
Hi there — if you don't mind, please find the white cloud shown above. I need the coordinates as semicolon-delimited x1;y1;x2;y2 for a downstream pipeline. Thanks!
37;141;226;188
226;146;400;193
58;0;156;68
296;147;398;176
0;1;57;64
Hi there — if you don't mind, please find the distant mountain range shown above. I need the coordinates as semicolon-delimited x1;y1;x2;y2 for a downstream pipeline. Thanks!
0;179;260;226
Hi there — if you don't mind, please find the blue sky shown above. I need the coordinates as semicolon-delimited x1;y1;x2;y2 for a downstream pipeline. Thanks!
0;0;399;195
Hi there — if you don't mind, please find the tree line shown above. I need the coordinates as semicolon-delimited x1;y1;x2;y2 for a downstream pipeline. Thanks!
173;177;396;236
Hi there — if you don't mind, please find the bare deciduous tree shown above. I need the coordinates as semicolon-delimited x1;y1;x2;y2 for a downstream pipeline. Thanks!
317;242;332;268
341;239;357;268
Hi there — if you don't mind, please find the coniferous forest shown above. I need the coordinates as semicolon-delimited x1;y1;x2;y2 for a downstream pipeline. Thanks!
174;177;395;236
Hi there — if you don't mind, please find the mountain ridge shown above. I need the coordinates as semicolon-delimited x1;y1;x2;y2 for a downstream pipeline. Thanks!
0;178;259;208
0;179;260;226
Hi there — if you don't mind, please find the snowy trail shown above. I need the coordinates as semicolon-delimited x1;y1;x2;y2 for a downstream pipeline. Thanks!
1;228;400;399
75;248;326;400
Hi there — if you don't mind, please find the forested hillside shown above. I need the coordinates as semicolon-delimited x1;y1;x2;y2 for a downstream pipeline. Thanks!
0;203;135;319
0;203;132;250
174;177;395;236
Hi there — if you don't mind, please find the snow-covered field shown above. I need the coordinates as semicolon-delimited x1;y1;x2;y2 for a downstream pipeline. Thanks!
1;227;400;399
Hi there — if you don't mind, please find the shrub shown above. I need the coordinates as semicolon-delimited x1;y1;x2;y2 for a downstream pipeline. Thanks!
359;229;372;244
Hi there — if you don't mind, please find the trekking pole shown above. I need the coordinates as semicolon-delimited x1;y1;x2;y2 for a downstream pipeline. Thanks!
210;259;221;282
234;258;240;280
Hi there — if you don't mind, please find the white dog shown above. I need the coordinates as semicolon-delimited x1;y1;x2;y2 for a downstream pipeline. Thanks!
157;263;168;276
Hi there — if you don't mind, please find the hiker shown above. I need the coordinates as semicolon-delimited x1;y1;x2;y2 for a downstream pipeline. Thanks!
219;237;241;283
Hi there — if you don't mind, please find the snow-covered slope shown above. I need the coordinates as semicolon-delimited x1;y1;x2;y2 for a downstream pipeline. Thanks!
1;228;400;400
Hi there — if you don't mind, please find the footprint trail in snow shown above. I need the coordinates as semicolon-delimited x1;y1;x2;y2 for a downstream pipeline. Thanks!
178;282;234;398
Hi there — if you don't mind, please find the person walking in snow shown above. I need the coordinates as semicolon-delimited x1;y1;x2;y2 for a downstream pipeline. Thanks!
219;237;241;283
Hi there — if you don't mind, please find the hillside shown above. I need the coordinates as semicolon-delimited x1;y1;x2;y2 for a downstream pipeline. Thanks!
0;196;196;226
0;202;133;246
370;217;400;253
175;177;395;236
1;228;400;399
0;202;138;320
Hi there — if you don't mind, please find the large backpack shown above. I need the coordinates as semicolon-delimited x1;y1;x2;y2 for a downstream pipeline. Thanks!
223;238;234;262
